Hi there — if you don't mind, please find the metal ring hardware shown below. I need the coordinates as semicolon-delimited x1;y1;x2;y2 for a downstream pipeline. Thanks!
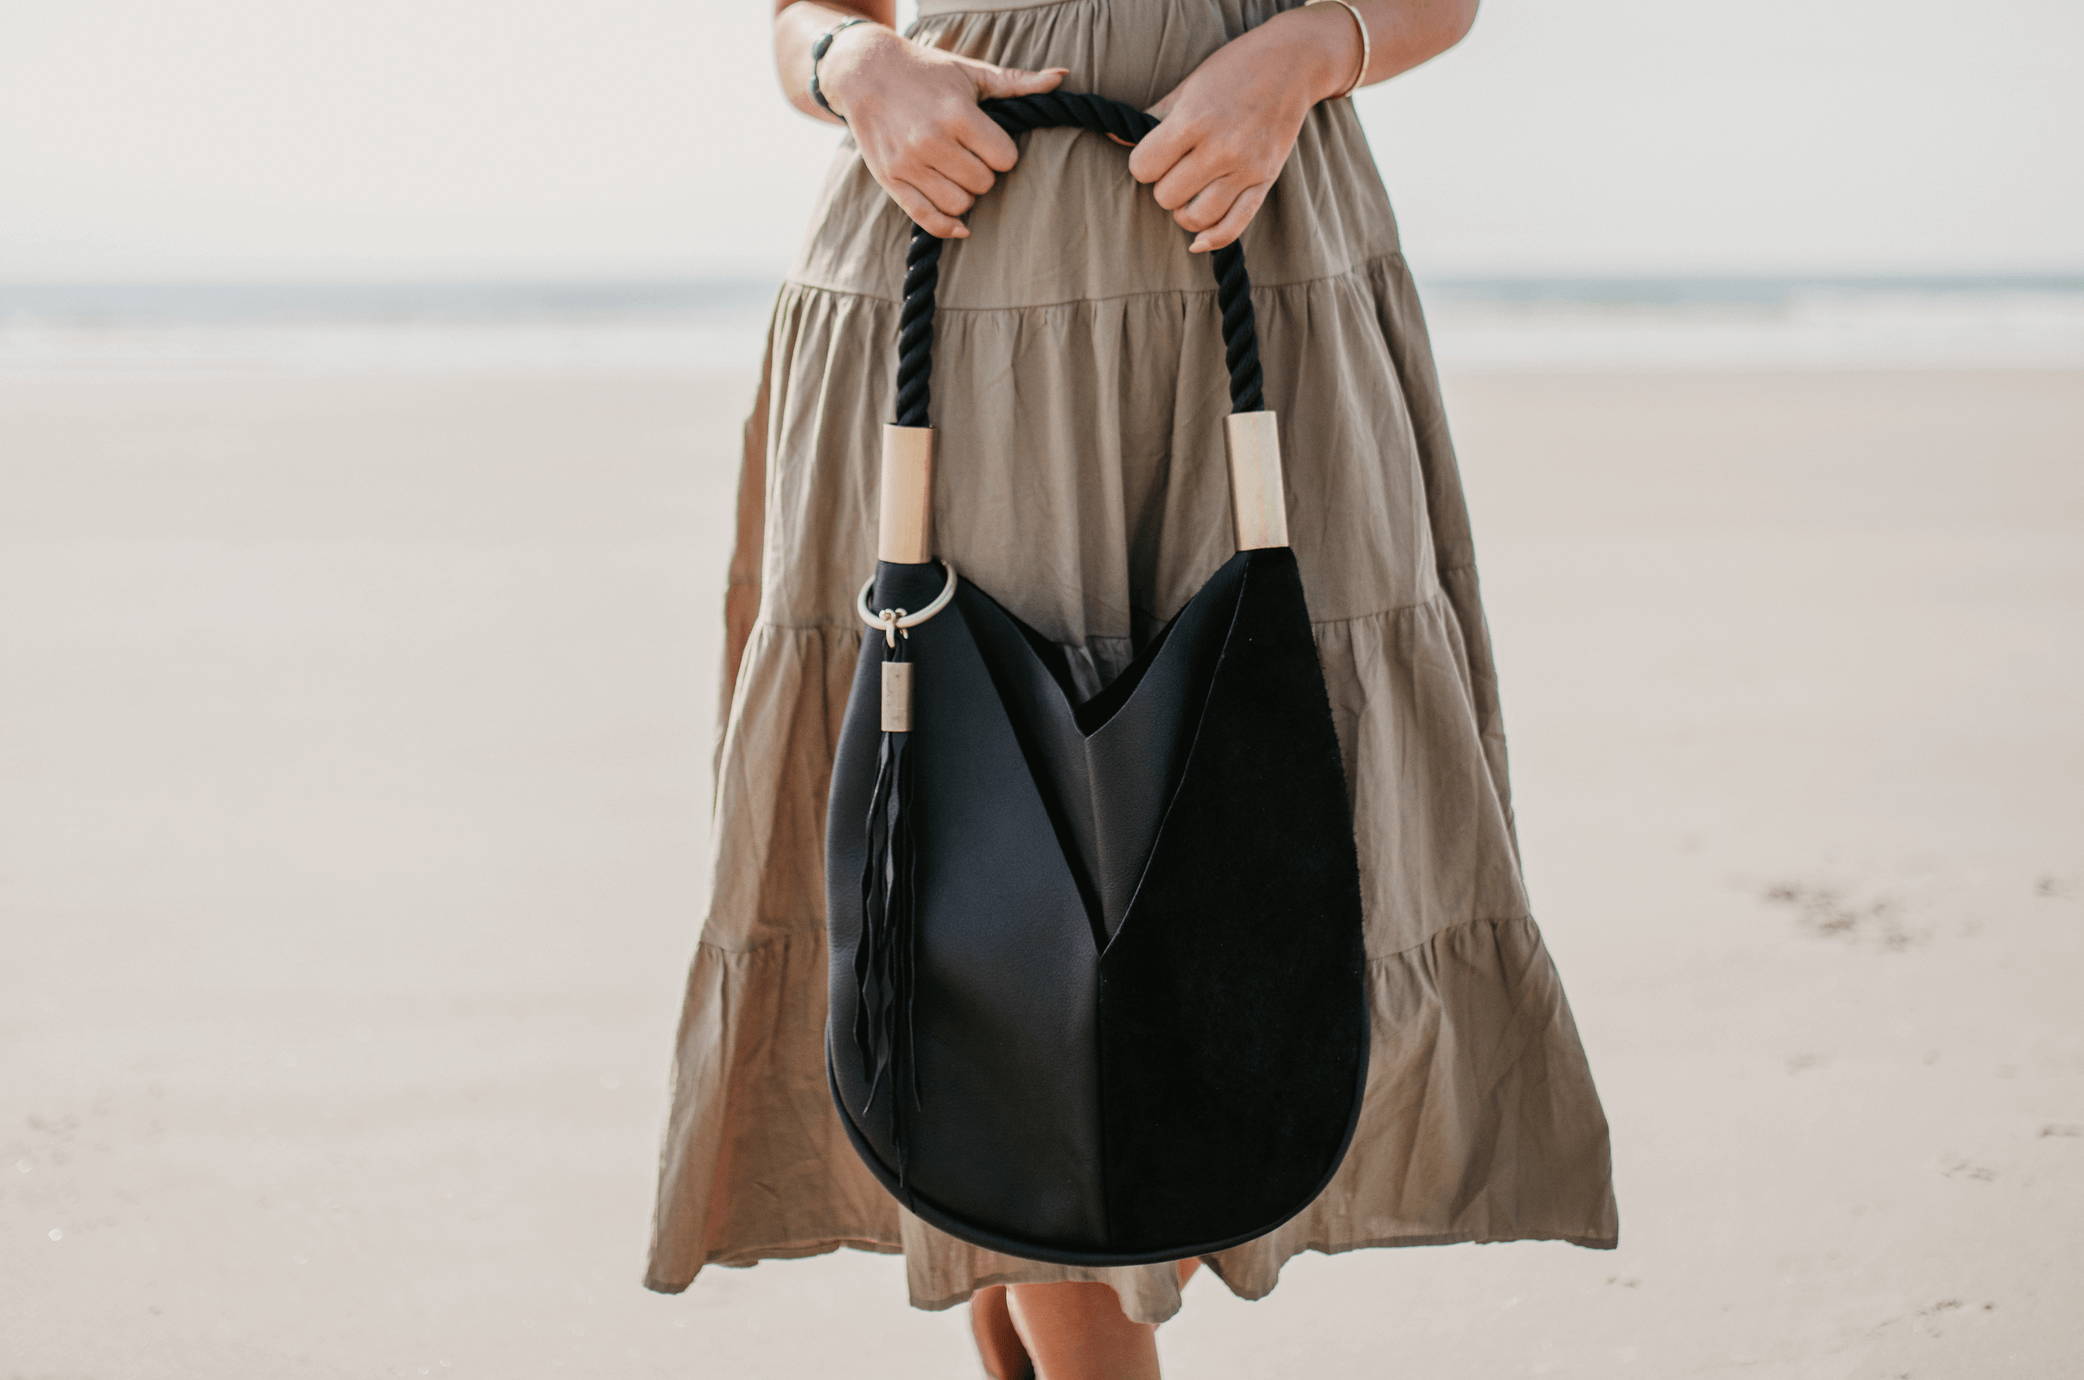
855;559;960;648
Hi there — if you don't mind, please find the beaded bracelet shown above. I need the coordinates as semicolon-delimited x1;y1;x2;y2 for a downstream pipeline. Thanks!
810;14;870;121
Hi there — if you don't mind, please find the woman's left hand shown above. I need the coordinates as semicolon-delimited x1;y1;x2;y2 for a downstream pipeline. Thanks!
1126;5;1358;252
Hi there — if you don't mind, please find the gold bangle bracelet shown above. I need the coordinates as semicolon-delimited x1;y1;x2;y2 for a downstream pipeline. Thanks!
1302;0;1370;100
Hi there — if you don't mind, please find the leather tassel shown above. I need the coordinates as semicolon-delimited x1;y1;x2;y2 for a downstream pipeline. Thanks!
854;627;924;1186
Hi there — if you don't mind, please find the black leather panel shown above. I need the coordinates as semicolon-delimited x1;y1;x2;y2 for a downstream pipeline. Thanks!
956;555;1246;947
1081;555;1245;942
828;559;1109;1251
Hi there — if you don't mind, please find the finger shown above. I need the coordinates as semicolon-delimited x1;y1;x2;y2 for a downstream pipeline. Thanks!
887;178;969;239
1127;113;1196;185
1150;142;1227;212
909;164;978;220
969;62;1070;100
1188;182;1268;253
1174;172;1249;234
935;139;999;197
958;109;1022;173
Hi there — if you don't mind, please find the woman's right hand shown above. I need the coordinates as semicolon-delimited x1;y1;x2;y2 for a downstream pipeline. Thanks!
817;26;1069;239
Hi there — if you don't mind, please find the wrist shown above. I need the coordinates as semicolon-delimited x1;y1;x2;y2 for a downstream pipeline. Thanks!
1266;3;1364;105
815;18;898;118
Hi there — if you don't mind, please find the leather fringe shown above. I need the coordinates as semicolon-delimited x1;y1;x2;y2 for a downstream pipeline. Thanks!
854;630;923;1187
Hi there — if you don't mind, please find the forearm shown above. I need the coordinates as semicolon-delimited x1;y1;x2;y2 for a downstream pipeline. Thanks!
772;0;896;123
1264;0;1479;103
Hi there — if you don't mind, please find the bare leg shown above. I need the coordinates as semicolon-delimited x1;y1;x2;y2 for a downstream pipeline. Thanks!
969;1285;1033;1380
998;1258;1203;1380
1005;1282;1159;1380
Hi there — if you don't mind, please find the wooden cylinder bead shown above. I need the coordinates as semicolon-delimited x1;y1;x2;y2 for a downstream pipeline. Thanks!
878;425;936;564
880;659;913;732
1225;411;1289;550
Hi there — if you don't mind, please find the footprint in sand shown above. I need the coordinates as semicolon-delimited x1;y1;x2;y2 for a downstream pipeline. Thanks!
1940;1155;1998;1182
1760;880;1921;950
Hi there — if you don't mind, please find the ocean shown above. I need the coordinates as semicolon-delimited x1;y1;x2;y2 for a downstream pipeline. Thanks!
3;275;2081;375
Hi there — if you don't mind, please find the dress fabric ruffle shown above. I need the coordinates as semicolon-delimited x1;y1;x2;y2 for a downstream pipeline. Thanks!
645;0;1618;1327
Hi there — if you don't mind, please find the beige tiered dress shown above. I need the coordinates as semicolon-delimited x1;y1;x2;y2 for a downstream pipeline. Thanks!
645;0;1618;1326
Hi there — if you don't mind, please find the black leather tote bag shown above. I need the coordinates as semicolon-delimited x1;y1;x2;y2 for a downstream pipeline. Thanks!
825;93;1369;1267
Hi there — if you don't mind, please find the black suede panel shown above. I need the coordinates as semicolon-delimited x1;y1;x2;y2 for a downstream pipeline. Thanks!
1095;546;1369;1251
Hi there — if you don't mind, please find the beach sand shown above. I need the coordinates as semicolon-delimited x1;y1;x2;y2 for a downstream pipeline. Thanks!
2;364;2078;1377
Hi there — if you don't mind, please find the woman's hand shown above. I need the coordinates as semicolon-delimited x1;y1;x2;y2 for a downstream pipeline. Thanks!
817;25;1069;239
1126;7;1357;252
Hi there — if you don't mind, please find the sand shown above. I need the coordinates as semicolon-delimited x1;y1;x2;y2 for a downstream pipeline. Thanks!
1;364;2078;1377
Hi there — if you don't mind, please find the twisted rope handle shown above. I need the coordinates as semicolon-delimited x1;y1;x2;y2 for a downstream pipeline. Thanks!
893;91;1266;428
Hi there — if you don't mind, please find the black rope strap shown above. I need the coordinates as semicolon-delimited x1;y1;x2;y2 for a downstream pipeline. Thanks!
893;91;1265;428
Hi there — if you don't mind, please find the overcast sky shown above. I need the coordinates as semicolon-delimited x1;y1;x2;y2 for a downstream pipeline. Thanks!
2;0;2078;281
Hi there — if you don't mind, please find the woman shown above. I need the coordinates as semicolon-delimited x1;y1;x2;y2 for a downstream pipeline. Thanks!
646;1;1619;1375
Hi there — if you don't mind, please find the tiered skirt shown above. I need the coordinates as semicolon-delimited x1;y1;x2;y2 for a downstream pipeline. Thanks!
645;0;1617;1326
